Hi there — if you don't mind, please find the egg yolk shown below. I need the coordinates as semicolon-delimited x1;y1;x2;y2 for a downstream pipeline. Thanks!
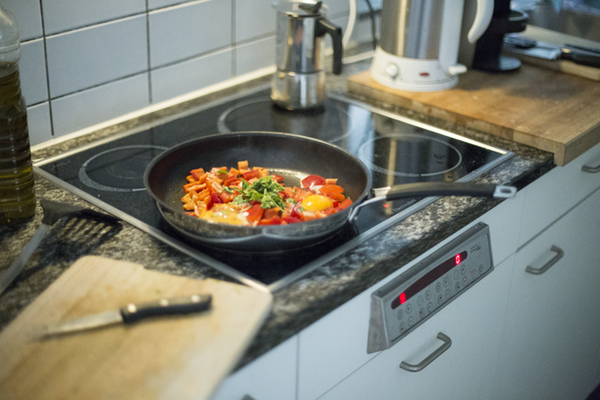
301;195;333;212
201;204;247;225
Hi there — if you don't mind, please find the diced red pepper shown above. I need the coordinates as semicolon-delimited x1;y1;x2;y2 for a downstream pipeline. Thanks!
319;184;344;194
281;216;302;224
258;216;282;225
338;198;353;210
271;174;285;183
242;170;261;180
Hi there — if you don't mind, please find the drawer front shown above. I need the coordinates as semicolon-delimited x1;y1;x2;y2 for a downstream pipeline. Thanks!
495;187;600;400
518;141;600;247
212;336;297;400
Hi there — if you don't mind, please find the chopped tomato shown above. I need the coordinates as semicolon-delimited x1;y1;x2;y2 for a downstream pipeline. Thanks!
301;174;326;188
245;204;264;223
290;203;302;219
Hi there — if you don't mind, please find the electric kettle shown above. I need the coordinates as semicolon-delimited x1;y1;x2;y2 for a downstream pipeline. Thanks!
371;0;494;92
271;1;343;110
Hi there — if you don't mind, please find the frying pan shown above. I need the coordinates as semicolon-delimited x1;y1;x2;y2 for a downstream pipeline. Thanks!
144;132;515;252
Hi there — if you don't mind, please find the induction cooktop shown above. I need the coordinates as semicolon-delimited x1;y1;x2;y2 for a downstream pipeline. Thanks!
35;85;513;290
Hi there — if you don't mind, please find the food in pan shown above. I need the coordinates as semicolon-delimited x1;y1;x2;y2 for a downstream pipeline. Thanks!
181;161;353;226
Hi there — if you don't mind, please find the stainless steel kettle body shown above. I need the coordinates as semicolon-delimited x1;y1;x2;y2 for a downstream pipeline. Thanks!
271;1;343;111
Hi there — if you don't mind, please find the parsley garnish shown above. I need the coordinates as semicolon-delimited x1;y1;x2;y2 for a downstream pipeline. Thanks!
232;177;286;209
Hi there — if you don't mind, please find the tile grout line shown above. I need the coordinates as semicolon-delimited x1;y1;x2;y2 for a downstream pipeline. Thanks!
145;0;153;105
37;0;55;139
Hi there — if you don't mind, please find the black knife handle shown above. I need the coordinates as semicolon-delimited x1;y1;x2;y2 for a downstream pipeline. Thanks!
561;49;600;68
120;294;212;324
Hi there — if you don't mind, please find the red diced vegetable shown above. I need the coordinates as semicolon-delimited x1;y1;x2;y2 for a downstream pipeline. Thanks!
301;174;326;188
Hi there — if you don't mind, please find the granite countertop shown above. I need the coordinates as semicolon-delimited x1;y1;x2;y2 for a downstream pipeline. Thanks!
0;57;555;369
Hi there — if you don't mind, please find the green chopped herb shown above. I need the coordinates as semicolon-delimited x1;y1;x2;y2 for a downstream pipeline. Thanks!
233;177;286;209
286;198;297;204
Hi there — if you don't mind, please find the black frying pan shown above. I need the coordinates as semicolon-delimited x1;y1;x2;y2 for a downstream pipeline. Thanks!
144;132;515;252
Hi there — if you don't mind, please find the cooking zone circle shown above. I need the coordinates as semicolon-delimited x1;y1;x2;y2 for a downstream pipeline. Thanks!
217;98;354;143
358;134;462;177
79;145;168;192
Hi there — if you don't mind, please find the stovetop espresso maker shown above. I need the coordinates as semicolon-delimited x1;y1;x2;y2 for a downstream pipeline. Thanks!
271;1;343;111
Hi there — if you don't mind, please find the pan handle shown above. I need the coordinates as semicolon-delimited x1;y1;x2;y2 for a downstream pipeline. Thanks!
348;183;516;222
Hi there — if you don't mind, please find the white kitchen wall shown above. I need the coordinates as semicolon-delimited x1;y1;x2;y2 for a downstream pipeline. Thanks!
1;0;378;146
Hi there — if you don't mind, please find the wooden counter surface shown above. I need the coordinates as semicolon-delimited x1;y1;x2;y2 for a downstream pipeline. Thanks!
348;64;600;166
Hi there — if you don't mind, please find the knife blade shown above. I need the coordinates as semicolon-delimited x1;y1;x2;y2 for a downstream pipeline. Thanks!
504;35;600;69
38;293;212;338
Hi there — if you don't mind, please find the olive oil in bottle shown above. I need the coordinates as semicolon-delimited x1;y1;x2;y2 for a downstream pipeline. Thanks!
0;7;35;225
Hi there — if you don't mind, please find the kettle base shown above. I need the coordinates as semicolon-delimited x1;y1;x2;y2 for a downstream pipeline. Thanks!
370;48;460;92
270;70;326;111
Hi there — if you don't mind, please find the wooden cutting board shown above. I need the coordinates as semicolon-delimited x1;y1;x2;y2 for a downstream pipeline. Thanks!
0;256;272;400
347;65;600;166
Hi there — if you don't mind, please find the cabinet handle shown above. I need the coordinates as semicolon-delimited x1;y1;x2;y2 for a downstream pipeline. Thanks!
525;245;564;275
581;161;600;173
399;332;452;372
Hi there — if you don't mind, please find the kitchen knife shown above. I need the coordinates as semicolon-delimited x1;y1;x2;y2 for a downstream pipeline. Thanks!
38;293;212;337
504;35;600;68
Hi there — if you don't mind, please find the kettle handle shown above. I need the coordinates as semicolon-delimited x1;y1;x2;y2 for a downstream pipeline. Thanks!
317;18;343;75
467;0;494;44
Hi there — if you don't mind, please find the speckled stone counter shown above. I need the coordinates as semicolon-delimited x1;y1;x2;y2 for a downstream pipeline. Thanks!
0;57;555;370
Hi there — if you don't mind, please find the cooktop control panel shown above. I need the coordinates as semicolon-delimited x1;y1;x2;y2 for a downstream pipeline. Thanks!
367;223;493;353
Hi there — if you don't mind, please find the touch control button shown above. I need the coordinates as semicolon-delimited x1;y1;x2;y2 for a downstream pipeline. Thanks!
406;304;413;314
397;310;404;320
427;302;434;312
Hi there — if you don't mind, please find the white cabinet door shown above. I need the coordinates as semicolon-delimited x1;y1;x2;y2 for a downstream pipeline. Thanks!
319;256;514;400
212;335;297;400
494;188;600;400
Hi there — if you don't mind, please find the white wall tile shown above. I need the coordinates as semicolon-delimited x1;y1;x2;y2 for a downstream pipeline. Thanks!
235;0;276;42
149;0;232;68
20;39;48;105
41;0;146;35
148;0;196;10
46;15;148;98
27;102;52;145
235;36;275;75
1;0;43;40
151;48;232;103
51;73;150;137
323;0;350;16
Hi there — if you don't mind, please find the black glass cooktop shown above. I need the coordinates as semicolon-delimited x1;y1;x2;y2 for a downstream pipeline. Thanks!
35;86;512;289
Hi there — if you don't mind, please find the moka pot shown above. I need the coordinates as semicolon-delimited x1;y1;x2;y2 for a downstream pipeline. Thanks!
271;1;343;111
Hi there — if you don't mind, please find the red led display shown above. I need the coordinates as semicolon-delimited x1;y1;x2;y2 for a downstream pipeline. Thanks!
390;250;468;309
